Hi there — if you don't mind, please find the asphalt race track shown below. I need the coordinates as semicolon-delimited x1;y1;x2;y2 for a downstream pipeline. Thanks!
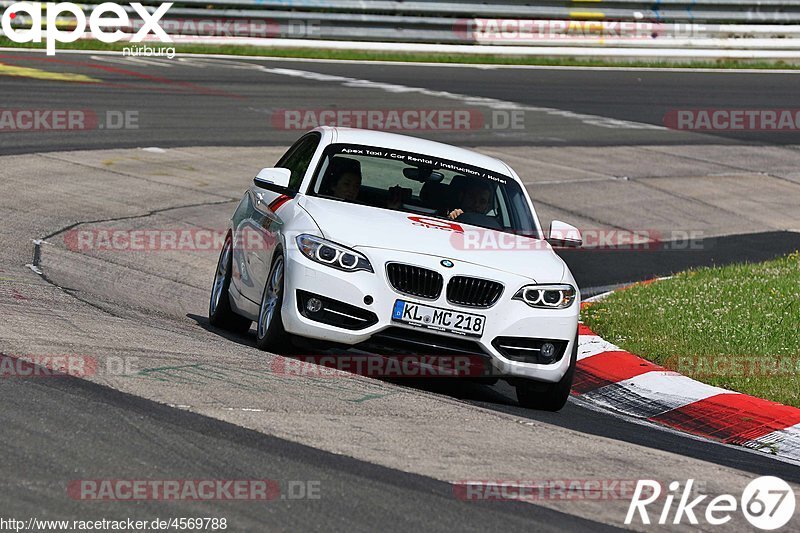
1;50;799;531
1;51;800;155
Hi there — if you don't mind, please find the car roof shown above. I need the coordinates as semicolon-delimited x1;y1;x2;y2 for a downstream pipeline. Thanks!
317;126;515;179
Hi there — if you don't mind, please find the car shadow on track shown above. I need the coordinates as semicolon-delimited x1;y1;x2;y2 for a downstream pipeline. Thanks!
187;312;521;406
187;313;256;348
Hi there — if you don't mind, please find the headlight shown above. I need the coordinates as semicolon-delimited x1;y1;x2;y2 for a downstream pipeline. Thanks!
295;234;373;273
513;284;576;309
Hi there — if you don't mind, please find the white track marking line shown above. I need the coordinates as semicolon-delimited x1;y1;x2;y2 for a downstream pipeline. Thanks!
255;66;664;130
7;47;800;73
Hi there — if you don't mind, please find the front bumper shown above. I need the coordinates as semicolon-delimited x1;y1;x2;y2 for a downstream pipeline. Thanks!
281;246;579;382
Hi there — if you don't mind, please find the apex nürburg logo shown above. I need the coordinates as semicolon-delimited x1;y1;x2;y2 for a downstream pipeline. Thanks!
1;2;173;55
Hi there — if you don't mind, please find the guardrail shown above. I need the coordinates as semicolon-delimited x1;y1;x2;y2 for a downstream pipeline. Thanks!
167;1;800;24
2;0;800;60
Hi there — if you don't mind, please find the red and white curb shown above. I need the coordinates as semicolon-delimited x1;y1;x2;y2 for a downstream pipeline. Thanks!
574;283;800;464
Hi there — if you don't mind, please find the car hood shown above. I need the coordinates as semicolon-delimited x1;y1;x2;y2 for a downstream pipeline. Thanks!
298;196;565;283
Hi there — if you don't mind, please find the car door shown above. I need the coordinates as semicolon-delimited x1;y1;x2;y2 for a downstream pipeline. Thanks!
238;132;321;303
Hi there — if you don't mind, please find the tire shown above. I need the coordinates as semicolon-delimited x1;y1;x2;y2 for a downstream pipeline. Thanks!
209;234;252;334
515;333;578;412
255;250;291;352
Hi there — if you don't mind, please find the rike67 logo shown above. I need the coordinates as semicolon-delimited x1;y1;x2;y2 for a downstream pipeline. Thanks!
1;2;173;55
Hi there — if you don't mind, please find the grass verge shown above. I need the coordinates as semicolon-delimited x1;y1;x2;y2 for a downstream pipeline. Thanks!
581;252;800;407
1;38;799;70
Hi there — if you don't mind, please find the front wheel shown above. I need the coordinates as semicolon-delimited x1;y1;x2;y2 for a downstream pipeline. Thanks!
255;251;290;352
209;235;251;334
515;333;578;412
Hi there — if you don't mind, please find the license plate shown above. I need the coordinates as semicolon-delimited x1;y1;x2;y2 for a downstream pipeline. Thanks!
391;300;486;337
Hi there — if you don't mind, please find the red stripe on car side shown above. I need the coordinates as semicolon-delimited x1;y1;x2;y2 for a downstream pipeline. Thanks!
268;194;291;212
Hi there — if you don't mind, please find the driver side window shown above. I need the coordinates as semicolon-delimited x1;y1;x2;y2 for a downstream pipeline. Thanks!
276;133;321;190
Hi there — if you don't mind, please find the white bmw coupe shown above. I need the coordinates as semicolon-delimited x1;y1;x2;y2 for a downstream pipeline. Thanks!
209;127;583;410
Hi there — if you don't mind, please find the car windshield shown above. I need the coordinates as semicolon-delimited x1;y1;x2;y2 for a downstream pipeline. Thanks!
308;143;539;237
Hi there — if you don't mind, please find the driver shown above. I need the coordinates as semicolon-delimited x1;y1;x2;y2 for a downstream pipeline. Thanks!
324;158;362;202
447;178;493;220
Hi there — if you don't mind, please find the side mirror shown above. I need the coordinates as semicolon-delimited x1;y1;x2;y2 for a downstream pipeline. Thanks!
254;167;292;192
548;220;582;248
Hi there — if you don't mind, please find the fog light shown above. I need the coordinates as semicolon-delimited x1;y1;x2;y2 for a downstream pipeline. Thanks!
306;297;323;313
540;342;556;362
